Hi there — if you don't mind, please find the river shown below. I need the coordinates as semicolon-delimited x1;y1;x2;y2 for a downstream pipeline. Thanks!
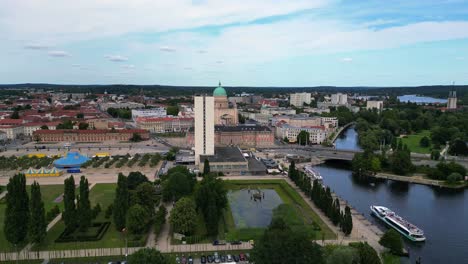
397;95;448;104
319;127;467;264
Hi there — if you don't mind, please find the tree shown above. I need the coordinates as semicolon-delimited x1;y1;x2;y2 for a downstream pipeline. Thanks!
419;136;430;148
194;174;228;236
113;173;129;231
10;110;20;119
170;197;197;235
283;137;289;143
251;218;324;264
128;248;168;264
390;142;413;175
127;204;150;234
341;206;353;236
162;172;195;202
77;176;92;231
447;172;463;184
135;182;157;216
430;149;440;160
127;171;149;190
448;139;468;156
4;174;30;245
297;130;310;145
203;159;210;175
63;176;77;232
76;113;84;118
379;229;404;255
57;120;74;129
78;122;89;130
40;125;49;130
350;242;381;264
130;133;143;142
326;247;359;264
166;105;179;116
29;181;46;243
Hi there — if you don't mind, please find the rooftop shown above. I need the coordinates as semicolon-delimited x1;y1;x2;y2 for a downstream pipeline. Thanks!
200;147;246;163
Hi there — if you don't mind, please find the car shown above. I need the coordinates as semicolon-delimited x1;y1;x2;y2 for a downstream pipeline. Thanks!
245;253;250;260
175;257;181;264
220;255;226;262
188;256;193;264
214;252;220;263
213;240;226;245
230;240;242;245
201;255;207;264
239;253;246;261
207;255;214;263
181;255;187;264
233;255;240;262
226;255;233;262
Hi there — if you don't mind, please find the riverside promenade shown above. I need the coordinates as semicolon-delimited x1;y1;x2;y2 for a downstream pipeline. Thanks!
373;172;467;189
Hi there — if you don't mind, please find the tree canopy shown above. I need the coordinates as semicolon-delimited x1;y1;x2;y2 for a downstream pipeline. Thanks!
128;248;168;264
170;197;197;235
379;229;404;255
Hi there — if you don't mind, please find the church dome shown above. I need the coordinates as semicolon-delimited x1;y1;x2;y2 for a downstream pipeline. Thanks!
213;82;227;97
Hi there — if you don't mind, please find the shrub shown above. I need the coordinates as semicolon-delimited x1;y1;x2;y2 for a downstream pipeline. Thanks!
447;172;463;184
105;204;113;219
46;205;61;223
379;229;404;255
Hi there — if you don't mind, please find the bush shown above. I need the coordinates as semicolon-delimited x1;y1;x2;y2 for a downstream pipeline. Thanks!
46;205;61;223
105;204;113;219
447;172;463;184
92;203;102;219
154;205;167;238
379;229;404;255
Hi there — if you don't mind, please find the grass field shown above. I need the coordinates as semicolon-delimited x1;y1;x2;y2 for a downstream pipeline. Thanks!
401;130;432;154
222;180;336;241
0;184;65;252
382;252;402;264
34;183;127;250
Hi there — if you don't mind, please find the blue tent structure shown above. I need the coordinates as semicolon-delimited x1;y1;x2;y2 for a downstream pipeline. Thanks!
54;152;90;169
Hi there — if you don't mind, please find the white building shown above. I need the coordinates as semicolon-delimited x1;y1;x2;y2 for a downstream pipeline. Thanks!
366;100;384;112
0;131;7;142
331;93;348;105
0;126;24;139
448;91;457;110
290;93;312;107
260;107;296;116
131;108;167;121
275;124;329;144
194;95;215;165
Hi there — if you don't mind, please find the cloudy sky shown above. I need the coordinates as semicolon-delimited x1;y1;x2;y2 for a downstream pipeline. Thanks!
1;0;468;86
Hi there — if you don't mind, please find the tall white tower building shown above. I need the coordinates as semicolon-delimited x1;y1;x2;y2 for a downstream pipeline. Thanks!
194;95;215;165
290;92;312;107
447;91;457;110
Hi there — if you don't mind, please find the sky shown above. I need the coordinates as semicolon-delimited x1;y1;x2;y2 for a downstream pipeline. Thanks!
1;0;468;87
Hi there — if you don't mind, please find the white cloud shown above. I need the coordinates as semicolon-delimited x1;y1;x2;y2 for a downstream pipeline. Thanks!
48;50;70;57
341;57;353;62
24;44;49;50
160;46;176;52
105;55;128;62
122;64;135;69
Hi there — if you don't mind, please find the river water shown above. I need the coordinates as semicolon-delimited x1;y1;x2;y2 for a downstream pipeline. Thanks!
319;127;467;264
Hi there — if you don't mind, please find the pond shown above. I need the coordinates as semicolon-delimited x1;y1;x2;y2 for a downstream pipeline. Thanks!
228;189;283;228
397;94;447;104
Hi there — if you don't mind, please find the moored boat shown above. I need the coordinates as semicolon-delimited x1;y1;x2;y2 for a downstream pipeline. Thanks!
371;205;425;242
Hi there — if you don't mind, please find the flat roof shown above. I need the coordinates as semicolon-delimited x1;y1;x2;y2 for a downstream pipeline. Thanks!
200;147;246;163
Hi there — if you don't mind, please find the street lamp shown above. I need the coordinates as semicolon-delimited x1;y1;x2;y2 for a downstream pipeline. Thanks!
122;228;128;261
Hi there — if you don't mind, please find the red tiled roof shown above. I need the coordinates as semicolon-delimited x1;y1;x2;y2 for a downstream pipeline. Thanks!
0;119;24;125
136;116;193;122
33;129;147;135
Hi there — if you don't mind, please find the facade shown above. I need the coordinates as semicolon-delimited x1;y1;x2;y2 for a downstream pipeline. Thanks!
23;122;59;136
199;147;248;173
290;93;312;107
135;116;193;133
448;91;457;110
194;95;215;165
0;131;7;141
0;126;24;139
33;129;149;142
331;93;348;105
260;107;296;116
187;124;275;148
99;102;145;111
275;124;329;144
214;83;238;126
366;100;384;111
131;108;167;121
240;112;271;125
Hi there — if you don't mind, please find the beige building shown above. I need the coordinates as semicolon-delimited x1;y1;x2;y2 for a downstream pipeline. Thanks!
135;116;193;133
290;92;312;107
447;91;457;110
213;83;238;126
366;100;384;111
331;93;348;105
194;95;215;165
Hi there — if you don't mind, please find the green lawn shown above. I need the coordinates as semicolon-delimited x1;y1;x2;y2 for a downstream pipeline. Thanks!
0;184;65;252
401;130;432;154
382;252;402;264
222;180;336;242
34;183;127;250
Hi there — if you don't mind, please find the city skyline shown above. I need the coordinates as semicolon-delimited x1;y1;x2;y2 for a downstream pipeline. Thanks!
1;0;468;86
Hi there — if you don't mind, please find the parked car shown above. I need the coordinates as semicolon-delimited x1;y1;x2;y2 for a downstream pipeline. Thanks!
214;252;220;263
226;254;233;262
213;240;226;246
175;257;181;264
201;255;207;264
207;255;214;263
230;240;242;245
220;255;226;262
246;252;250;260
233;255;240;262
181;255;187;264
188;256;193;264
239;253;246;261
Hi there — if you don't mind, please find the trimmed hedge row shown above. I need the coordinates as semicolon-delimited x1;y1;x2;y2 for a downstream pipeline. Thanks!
55;222;111;243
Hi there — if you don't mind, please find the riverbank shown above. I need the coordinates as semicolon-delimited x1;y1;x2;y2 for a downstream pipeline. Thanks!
373;172;467;189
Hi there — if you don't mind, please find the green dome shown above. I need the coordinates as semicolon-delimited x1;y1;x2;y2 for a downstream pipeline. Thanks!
213;82;227;97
